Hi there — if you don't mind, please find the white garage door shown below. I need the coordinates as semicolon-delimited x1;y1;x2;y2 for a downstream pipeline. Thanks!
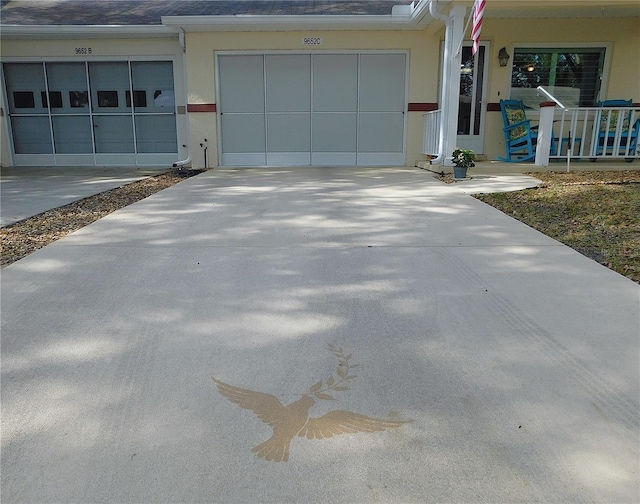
218;52;407;166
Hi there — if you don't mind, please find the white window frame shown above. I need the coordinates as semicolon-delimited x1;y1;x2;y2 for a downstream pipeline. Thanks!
506;42;612;115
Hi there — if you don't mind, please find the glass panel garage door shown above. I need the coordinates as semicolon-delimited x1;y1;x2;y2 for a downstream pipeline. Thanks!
218;52;407;167
358;54;407;166
48;62;93;165
4;63;53;165
219;55;266;166
3;61;177;166
89;62;135;162
312;54;358;166
266;54;311;166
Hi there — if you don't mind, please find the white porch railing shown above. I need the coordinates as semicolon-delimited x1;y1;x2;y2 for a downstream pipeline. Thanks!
536;105;640;168
423;109;441;157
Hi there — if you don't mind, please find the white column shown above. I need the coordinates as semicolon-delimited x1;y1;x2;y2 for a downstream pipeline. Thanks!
442;6;466;166
535;102;556;167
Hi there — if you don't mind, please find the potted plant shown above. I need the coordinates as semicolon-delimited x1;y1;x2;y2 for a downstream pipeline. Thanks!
452;147;476;179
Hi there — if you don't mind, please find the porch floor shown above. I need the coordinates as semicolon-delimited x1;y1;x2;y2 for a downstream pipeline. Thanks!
417;159;640;175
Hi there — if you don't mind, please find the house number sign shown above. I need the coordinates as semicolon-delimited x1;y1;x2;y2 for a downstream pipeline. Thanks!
303;37;322;46
75;47;93;55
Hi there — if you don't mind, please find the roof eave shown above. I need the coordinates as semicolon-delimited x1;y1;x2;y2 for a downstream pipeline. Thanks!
160;14;437;32
0;24;177;40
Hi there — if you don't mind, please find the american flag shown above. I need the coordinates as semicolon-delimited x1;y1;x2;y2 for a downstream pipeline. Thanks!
471;0;485;55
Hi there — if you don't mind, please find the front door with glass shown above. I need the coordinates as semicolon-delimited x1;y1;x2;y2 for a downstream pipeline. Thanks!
456;43;488;154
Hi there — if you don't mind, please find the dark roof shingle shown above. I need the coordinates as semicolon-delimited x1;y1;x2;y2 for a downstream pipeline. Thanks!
0;0;413;25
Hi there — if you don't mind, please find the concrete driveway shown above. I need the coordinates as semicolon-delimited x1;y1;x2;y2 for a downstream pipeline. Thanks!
2;167;638;503
0;166;167;227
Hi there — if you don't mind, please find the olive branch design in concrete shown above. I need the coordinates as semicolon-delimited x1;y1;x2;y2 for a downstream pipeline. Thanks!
212;344;412;462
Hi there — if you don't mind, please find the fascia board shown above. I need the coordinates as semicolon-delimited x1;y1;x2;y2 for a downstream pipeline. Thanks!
0;25;177;40
411;0;451;28
161;14;423;32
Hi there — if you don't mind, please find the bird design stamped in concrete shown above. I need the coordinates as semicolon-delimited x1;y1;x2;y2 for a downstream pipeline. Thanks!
211;344;412;462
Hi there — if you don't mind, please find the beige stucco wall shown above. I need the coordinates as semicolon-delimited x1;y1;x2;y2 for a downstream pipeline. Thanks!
0;36;188;167
1;15;638;167
480;16;640;160
0;36;181;59
186;17;640;166
184;30;441;167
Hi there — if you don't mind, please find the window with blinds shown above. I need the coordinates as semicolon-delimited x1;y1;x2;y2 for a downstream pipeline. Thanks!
510;47;606;109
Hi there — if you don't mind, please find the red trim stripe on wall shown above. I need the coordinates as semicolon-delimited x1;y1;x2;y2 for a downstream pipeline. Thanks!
186;102;640;113
188;103;441;113
187;103;217;112
407;103;439;112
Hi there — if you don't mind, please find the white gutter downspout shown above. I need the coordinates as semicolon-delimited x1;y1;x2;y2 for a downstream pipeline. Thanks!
428;1;465;166
173;28;192;168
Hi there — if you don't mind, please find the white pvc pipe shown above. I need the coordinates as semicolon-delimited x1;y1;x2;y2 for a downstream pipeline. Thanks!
173;155;192;168
173;28;192;169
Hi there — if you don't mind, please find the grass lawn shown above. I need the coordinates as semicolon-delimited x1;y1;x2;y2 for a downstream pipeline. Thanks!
475;170;640;284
